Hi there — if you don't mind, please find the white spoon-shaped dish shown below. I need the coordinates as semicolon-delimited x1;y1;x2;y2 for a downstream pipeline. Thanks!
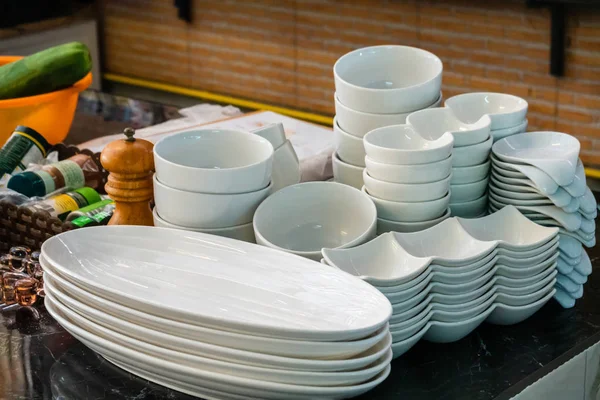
444;92;528;130
491;156;559;195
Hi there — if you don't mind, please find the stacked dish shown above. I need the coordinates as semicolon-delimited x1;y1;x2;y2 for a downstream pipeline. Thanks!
445;92;528;143
361;124;453;233
488;131;596;308
323;206;558;358
152;129;275;243
333;45;443;189
41;226;393;399
406;107;492;217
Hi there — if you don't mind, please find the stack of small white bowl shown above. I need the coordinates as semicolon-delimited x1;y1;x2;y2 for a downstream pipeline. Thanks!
152;129;276;243
406;107;493;218
361;124;453;234
323;206;558;358
332;45;443;190
41;226;394;399
445;92;529;143
488;131;596;308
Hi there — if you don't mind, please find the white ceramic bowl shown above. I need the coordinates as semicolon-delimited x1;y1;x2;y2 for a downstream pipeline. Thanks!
450;177;489;203
154;176;272;229
154;129;274;194
365;155;452;184
377;209;451;234
452;135;493;167
271;140;301;193
444;93;528;130
449;194;488;218
335;92;443;138
334;118;366;166
362;187;450;222
491;119;528;142
363;170;451;202
334;45;443;114
451;160;491;184
332;152;364;189
363;124;453;165
251;123;287;149
253;182;377;260
153;208;256;243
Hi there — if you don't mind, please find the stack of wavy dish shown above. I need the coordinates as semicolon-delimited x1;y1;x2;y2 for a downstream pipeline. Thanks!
41;226;393;399
323;206;558;358
489;131;596;308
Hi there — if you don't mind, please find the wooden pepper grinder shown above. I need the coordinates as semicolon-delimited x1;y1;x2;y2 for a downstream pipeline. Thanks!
100;128;155;226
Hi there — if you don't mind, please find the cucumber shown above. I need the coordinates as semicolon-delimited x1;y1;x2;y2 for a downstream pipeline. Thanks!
0;42;92;100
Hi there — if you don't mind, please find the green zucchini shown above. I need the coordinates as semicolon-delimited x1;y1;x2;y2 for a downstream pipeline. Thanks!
0;41;92;100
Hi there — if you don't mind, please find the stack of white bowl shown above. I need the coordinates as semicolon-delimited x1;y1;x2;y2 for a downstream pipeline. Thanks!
41;226;394;399
445;92;529;143
323;206;558;358
361;124;453;234
406;107;493;218
488;131;596;308
152;129;276;243
332;45;443;190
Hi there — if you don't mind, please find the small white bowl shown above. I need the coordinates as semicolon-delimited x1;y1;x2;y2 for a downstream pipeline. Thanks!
365;155;452;184
363;124;453;165
450;177;489;203
406;107;491;147
377;208;451;234
332;152;364;189
491;119;528;142
449;194;489;218
334;45;443;114
271;140;301;193
362;186;450;222
452;135;493;167
444;93;528;130
451;160;491;185
363;170;451;202
154;129;274;194
153;208;256;242
253;182;377;260
154;176;272;229
334;118;366;167
335;92;443;138
251;123;287;149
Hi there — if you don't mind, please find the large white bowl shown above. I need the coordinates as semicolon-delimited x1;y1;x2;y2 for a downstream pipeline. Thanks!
451;160;491;184
253;182;377;260
450;177;489;203
335;91;443;138
334;45;443;114
444;93;528;130
377;208;450;234
362;186;450;222
363;170;451;202
154;129;274;194
363;124;453;165
334;118;366;166
154;176;272;229
365;155;452;184
452;134;493;167
332;152;364;189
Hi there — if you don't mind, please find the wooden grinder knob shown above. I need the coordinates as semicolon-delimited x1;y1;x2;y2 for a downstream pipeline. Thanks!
100;128;155;226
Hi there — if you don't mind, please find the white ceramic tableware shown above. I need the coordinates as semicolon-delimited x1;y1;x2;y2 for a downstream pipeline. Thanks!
486;289;556;325
41;226;390;341
452;135;493;167
490;119;528;142
488;198;582;232
450;194;488;218
492;132;580;186
559;234;584;259
406;107;491;147
489;185;547;201
423;307;494;343
334;92;443;138
154;176;272;229
251;123;286;149
579;187;597;214
334;45;443;114
489;175;571;208
554;287;576;308
451;160;491;184
491;155;560;195
450;177;489;203
363;124;453;165
377;209;451;234
334;119;366;166
254;182;377;260
489;189;553;206
153;209;256;242
332;152;364;189
154;129;273;194
364;155;452;184
362;187;450;222
271;140;301;193
444;93;528;130
562;159;587;197
363;170;451;202
490;168;559;200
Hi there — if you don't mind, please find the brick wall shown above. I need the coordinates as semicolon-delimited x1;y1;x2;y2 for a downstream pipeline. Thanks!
101;0;600;165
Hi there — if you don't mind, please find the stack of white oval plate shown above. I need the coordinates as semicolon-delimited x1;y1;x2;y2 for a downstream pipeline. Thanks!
322;206;558;358
488;131;596;308
41;226;393;400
